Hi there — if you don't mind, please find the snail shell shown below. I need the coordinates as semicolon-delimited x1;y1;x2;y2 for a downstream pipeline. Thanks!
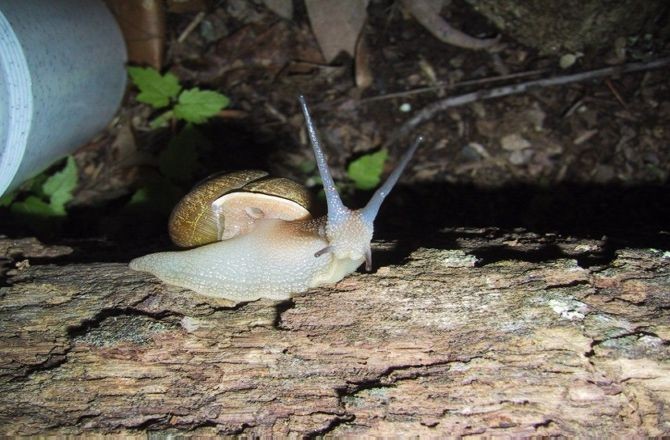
168;170;313;248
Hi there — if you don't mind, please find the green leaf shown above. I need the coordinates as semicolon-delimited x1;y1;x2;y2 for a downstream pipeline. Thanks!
42;156;78;213
0;190;17;207
11;195;62;218
158;125;203;182
298;160;316;174
27;173;49;199
10;194;65;235
128;67;182;109
173;88;230;123
149;110;174;129
128;187;150;206
347;150;388;190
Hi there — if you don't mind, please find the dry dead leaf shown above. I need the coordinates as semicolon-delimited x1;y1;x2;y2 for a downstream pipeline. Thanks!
401;0;499;50
105;0;166;69
305;0;369;63
71;118;144;207
262;0;293;19
167;0;209;13
210;21;323;79
355;32;373;90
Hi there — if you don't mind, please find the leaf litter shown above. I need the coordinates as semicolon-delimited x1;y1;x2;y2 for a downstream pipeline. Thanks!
2;0;669;241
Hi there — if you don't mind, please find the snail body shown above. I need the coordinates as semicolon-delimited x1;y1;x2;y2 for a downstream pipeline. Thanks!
130;96;421;301
130;216;365;301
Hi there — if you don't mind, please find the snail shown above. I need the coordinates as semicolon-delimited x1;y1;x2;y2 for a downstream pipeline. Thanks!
130;96;422;302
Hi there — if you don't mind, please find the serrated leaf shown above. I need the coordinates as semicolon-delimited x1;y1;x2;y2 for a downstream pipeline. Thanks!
42;156;78;213
128;66;182;109
347;149;388;190
27;173;49;199
173;88;230;123
11;195;62;217
159;125;204;182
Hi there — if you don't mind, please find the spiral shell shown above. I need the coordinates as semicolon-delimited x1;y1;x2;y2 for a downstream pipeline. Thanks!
168;170;312;248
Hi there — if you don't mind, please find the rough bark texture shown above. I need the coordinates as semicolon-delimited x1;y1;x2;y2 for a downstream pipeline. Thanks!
464;0;669;55
1;230;669;437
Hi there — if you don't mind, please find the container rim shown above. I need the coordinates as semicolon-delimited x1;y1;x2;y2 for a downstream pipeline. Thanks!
0;7;33;197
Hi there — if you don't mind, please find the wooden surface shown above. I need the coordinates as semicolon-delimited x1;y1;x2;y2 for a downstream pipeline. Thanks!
1;230;669;437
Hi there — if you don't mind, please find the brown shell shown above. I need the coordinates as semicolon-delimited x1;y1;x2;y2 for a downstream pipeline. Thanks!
168;170;313;248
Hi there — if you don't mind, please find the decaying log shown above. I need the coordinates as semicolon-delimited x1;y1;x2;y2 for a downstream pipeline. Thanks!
0;230;668;437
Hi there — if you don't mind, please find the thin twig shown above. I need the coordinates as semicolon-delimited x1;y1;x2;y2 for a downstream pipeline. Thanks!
604;78;628;109
177;11;206;43
264;102;289;124
360;69;549;103
383;57;670;149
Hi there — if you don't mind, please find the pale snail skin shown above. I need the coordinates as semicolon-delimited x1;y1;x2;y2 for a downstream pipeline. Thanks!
129;96;422;302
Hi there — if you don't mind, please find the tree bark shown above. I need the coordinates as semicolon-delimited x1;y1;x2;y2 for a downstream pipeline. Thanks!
1;230;668;437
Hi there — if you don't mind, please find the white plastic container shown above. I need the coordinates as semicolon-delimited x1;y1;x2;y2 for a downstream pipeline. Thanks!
0;0;127;197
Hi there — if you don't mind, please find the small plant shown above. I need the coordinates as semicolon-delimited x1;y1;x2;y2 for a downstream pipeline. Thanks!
125;67;226;214
127;66;385;212
127;66;230;128
0;157;78;232
0;156;78;216
347;149;388;190
126;125;211;216
299;149;389;199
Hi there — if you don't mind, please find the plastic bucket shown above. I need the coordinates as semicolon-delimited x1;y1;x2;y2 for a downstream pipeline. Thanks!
0;0;127;197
